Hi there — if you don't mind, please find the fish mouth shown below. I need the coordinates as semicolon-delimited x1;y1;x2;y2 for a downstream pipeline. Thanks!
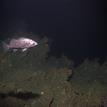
33;42;38;46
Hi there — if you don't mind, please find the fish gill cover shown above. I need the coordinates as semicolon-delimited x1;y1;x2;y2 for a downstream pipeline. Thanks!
0;32;107;107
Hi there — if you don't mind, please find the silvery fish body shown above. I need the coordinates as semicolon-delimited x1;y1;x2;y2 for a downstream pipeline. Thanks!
3;37;38;52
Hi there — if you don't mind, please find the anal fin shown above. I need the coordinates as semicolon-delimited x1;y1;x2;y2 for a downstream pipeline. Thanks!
13;49;18;52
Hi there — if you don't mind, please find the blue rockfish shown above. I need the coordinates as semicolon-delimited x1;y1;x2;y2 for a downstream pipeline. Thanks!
2;37;38;52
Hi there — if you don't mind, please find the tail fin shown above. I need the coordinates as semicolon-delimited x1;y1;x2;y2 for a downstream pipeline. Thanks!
2;42;9;51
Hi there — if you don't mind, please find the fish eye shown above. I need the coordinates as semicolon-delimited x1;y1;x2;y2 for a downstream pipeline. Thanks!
33;42;36;45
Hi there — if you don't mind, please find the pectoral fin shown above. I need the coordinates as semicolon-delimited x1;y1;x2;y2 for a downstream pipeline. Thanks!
22;48;27;52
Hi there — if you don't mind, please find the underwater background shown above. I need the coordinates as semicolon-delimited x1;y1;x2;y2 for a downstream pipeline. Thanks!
0;32;107;107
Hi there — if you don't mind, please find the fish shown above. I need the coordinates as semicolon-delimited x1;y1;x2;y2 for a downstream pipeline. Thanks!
2;37;38;52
